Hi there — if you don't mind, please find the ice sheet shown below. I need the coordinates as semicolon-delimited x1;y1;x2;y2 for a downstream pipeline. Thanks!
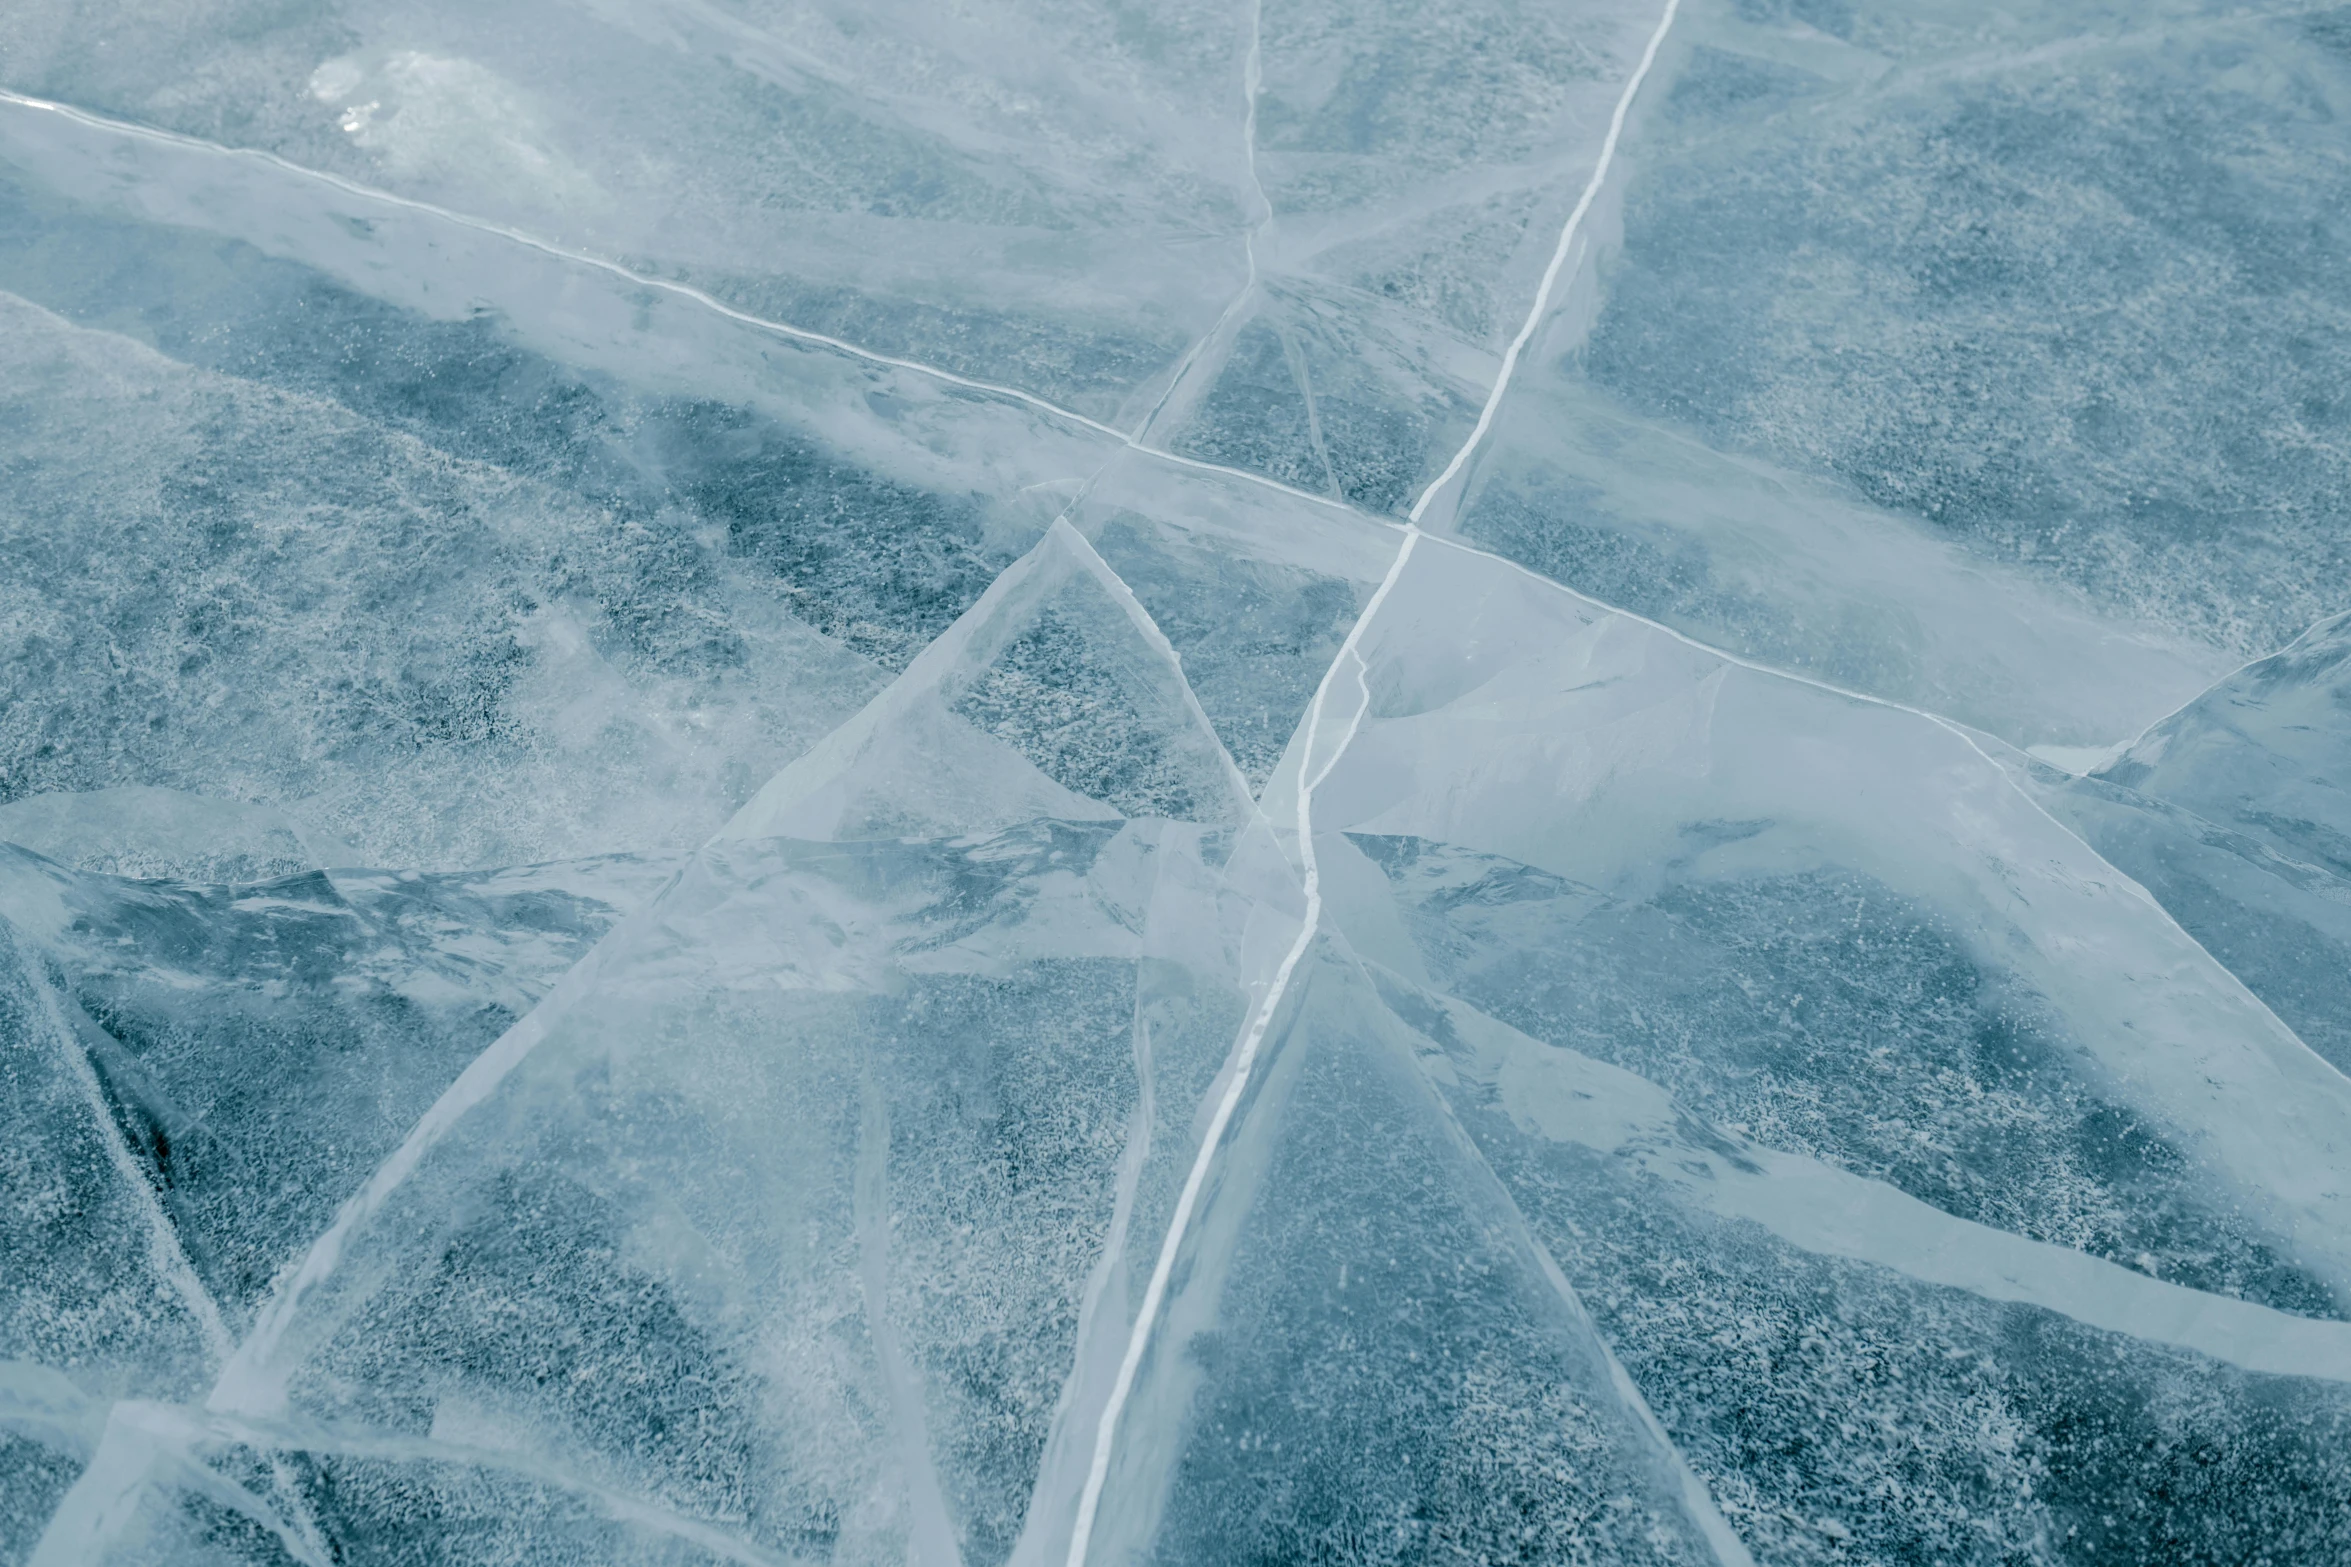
8;0;2351;1559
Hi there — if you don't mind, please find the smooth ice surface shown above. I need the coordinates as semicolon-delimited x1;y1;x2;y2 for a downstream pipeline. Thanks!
6;0;2351;1561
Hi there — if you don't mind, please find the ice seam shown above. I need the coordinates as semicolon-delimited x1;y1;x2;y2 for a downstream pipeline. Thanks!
1061;526;1419;1567
1406;0;1683;526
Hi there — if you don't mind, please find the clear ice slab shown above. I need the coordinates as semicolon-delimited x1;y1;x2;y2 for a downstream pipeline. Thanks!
6;0;2351;1560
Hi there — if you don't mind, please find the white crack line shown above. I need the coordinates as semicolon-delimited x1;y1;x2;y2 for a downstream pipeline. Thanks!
2088;604;2351;774
0;86;1355;523
1407;0;1684;527
1064;7;1693;1554
1062;525;1419;1567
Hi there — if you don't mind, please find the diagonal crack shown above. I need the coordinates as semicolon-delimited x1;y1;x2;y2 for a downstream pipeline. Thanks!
1407;0;1685;530
1277;321;1344;500
1042;519;1260;821
1061;526;1420;1567
1334;942;1759;1567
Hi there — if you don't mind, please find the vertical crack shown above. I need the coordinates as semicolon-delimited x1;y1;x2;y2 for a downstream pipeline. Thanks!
1128;0;1273;450
1062;525;1421;1567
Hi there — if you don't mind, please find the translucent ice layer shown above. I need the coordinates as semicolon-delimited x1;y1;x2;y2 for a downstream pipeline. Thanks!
4;0;2351;1562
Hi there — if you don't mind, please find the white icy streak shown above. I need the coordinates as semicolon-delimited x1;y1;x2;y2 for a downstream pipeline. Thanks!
14;67;2176;784
1062;527;1419;1567
1428;985;2351;1385
1006;845;1172;1567
0;88;1352;522
31;1406;330;1567
1407;0;1684;527
1736;1134;2351;1382
78;1399;797;1567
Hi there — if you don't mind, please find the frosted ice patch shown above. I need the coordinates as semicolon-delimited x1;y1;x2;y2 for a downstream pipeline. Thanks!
308;50;600;210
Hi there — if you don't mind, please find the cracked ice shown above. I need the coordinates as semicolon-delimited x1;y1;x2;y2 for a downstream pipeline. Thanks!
5;0;2351;1562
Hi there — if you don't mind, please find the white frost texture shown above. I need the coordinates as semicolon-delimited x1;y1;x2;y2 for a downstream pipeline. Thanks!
4;0;2351;1562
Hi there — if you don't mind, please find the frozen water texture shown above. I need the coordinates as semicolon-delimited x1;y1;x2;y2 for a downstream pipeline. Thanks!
5;0;2351;1561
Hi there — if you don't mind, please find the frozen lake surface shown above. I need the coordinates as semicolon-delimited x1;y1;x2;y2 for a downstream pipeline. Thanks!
4;1;2351;1562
